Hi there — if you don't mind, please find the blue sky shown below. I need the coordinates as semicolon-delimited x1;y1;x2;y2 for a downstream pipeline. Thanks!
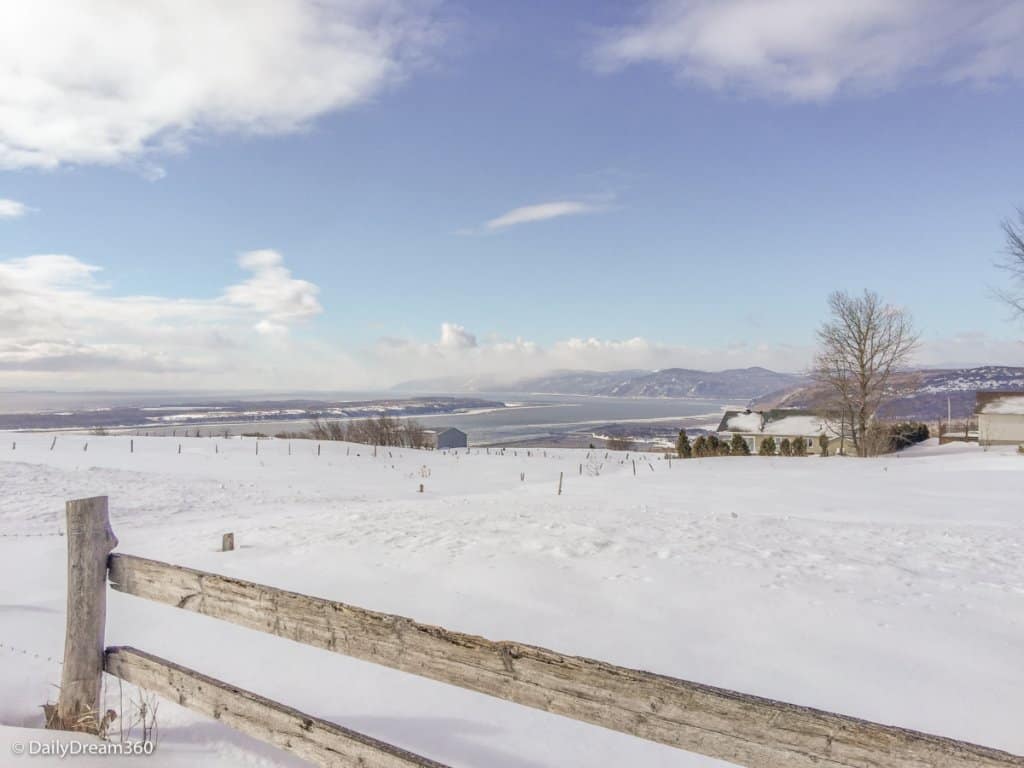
1;1;1023;389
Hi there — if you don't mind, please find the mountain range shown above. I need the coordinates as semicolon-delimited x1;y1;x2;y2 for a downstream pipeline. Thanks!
752;365;1024;420
395;367;806;400
394;365;1024;419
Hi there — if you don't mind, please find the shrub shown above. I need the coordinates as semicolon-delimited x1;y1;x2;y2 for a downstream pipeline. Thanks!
889;421;930;451
308;415;429;447
676;430;692;458
692;435;707;457
791;437;807;457
706;435;721;456
758;436;777;456
606;435;633;451
818;433;830;456
779;438;792;456
718;441;732;456
729;433;750;456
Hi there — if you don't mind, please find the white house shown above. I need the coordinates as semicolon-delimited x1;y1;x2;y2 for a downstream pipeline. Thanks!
716;409;843;455
975;392;1024;447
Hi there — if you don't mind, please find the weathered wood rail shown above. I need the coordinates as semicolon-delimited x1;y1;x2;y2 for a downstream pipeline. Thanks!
54;497;1024;767
104;646;447;768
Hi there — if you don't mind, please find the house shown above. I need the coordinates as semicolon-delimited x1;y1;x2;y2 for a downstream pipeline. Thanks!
975;392;1024;447
716;409;843;455
433;427;468;450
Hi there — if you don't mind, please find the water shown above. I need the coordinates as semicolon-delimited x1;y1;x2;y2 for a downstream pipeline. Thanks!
0;390;740;446
408;393;734;444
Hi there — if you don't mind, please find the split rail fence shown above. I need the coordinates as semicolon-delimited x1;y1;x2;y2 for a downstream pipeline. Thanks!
50;496;1024;768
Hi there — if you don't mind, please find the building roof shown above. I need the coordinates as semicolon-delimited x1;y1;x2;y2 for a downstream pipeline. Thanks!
974;391;1024;416
436;427;466;436
717;409;837;438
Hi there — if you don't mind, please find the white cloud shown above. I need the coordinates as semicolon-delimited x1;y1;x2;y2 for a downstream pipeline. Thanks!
0;198;30;218
0;0;442;171
483;200;603;231
594;1;1024;100
3;260;1020;388
370;324;815;384
223;250;322;334
0;250;328;385
438;322;477;349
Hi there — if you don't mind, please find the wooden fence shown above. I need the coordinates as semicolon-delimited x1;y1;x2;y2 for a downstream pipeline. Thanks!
51;496;1024;768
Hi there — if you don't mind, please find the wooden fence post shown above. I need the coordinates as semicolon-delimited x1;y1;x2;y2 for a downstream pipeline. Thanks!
53;496;117;733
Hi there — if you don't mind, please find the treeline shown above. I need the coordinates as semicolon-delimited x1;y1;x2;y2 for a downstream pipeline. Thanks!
676;431;756;458
673;421;929;459
278;415;431;448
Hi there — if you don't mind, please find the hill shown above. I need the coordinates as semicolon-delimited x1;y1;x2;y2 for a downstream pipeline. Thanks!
1;432;1021;765
752;365;1024;420
396;367;807;400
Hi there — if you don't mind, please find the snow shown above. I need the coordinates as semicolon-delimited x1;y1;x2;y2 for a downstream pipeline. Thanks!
978;396;1024;416
2;432;1023;767
760;415;831;437
724;412;761;432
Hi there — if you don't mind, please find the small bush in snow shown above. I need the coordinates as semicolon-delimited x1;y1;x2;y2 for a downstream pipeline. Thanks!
729;433;750;455
676;430;691;458
759;436;777;456
792;437;808;457
779;438;793;457
889;422;930;451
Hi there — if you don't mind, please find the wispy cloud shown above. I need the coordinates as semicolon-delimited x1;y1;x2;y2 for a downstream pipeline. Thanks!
0;198;30;218
461;200;607;235
0;1;444;172
593;1;1024;101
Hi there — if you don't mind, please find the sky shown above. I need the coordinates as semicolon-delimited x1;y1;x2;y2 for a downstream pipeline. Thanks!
1;0;1024;391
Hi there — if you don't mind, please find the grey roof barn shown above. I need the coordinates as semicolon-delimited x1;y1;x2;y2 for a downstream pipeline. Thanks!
434;427;468;449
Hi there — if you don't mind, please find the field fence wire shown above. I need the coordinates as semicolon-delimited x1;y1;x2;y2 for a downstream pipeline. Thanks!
0;531;64;538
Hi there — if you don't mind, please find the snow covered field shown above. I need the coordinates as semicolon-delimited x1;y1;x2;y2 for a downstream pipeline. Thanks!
1;432;1022;767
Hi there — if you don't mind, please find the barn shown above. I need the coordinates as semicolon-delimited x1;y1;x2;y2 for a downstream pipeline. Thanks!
975;392;1024;447
433;427;468;450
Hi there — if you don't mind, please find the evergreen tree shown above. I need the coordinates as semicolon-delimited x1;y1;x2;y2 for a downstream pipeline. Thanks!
692;435;707;458
706;434;720;456
779;438;793;456
818;433;830;456
676;430;692;458
730;433;750;455
759;436;777;456
718;441;732;456
792;436;807;457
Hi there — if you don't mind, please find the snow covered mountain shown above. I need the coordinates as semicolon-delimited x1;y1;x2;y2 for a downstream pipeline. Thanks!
753;366;1024;420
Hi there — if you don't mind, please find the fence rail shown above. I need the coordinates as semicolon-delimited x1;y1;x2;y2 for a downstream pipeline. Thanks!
52;497;1024;768
104;646;447;768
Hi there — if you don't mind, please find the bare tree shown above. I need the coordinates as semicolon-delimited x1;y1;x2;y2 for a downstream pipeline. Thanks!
996;208;1024;317
812;290;919;457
